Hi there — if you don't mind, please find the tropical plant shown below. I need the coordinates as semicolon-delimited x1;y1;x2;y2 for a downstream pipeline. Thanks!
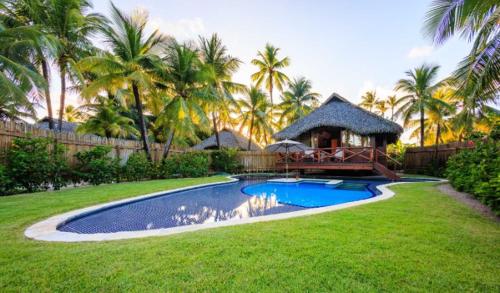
63;105;83;122
375;100;388;118
237;86;273;149
78;3;166;160
39;0;104;131
160;152;209;178
74;145;120;185
1;0;62;129
0;17;46;120
386;95;399;121
123;152;153;181
77;97;139;139
424;0;499;107
278;77;320;125
394;64;447;147
359;91;377;112
158;41;208;158
198;33;243;149
251;43;290;107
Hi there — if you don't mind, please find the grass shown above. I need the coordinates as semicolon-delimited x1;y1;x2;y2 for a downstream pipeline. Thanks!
0;177;498;291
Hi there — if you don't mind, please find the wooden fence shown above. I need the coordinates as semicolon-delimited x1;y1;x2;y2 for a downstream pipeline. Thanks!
236;151;277;172
403;141;474;172
0;120;169;166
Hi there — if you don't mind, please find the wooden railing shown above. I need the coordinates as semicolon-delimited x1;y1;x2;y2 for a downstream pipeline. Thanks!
276;147;401;166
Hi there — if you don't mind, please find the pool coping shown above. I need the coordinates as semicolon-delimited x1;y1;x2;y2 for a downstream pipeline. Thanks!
24;176;446;242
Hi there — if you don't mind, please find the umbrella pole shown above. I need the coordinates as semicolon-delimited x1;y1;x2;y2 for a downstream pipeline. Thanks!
286;146;289;178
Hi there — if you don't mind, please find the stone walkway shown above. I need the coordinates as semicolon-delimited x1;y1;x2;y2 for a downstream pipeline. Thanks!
437;183;499;222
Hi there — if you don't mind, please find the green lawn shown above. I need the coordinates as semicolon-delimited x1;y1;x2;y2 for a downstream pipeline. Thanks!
0;177;498;292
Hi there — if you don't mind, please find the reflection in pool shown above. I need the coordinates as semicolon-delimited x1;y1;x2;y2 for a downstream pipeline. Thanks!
57;178;386;234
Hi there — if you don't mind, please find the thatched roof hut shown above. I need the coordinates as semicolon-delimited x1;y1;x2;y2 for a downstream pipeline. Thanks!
274;93;403;146
192;129;261;151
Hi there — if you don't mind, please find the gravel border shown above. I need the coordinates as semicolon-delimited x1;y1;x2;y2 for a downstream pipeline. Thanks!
437;183;499;222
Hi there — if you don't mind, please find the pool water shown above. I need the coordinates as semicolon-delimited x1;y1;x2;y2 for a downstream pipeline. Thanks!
57;178;391;234
242;181;374;208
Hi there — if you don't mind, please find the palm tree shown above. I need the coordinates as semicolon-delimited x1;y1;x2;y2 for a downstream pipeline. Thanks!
78;3;166;160
251;43;290;107
375;100;388;118
395;64;447;147
1;0;60;128
63;105;82;122
159;42;208;158
278;77;320;125
0;16;45;120
198;33;243;149
77;97;138;139
424;0;499;104
237;86;273;150
43;0;104;132
359;91;377;112
386;95;399;121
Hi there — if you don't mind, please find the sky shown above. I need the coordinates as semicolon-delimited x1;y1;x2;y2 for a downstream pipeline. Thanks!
42;0;473;141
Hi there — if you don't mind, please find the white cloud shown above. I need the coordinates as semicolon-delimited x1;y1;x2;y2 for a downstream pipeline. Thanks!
407;45;433;59
149;17;205;40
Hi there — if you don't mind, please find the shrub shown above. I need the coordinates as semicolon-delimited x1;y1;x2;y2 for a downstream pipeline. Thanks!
6;137;68;192
161;152;209;178
123;152;152;181
211;148;243;174
74;146;120;185
445;131;500;214
0;164;11;195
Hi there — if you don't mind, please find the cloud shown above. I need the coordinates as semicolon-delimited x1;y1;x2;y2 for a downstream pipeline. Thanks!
407;45;433;59
149;17;205;40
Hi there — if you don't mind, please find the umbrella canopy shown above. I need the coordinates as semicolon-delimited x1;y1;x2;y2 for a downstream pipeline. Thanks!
265;139;309;153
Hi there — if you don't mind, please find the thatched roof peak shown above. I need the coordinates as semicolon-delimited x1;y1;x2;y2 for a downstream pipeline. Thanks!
191;128;261;151
274;92;403;140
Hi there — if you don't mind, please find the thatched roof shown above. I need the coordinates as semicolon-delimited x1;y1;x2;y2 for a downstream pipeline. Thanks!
36;117;79;132
274;93;403;140
191;129;261;151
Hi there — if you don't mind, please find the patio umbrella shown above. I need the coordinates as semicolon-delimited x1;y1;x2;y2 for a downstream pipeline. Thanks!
265;139;309;178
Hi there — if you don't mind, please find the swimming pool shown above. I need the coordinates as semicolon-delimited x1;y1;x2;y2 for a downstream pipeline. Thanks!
57;178;386;234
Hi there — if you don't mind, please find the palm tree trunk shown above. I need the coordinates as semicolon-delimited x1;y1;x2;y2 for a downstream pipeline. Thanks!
212;112;221;149
41;59;54;130
163;129;175;159
247;114;255;151
58;63;66;132
132;83;152;161
269;71;274;106
391;107;394;121
420;104;425;147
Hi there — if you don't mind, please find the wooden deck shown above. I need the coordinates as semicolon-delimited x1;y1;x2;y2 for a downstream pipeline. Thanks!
276;147;401;180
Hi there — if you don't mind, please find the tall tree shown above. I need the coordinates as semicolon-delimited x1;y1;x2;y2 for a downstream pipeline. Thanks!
78;3;166;160
0;14;46;120
386;95;399;121
1;0;60;128
198;33;243;149
424;0;499;105
278;77;320;125
159;42;208;158
237;86;273;150
251;43;290;107
375;100;388;118
44;0;103;131
395;64;446;147
359;91;377;112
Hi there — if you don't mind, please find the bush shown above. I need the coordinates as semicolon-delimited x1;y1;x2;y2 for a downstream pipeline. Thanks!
0;164;11;195
445;132;500;214
211;148;243;174
161;152;209;178
6;137;69;192
123;152;152;181
74;146;120;185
